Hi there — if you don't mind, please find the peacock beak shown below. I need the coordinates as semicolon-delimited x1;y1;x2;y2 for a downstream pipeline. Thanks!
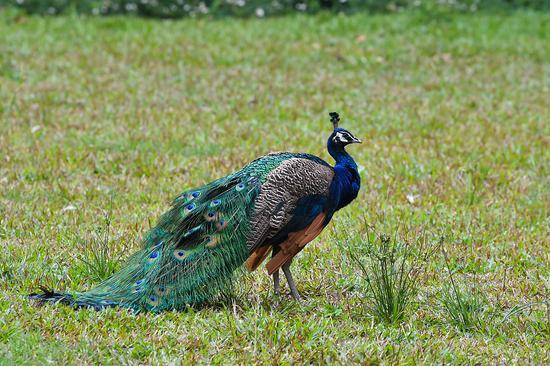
350;136;362;144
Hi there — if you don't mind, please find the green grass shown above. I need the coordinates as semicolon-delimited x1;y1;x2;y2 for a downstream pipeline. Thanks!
0;9;548;364
439;250;492;333
340;220;439;325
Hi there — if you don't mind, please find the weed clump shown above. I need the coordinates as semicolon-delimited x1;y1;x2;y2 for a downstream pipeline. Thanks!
341;219;439;324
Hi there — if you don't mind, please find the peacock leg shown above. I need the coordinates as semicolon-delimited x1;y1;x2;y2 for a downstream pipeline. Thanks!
273;270;280;296
282;260;301;300
271;246;281;296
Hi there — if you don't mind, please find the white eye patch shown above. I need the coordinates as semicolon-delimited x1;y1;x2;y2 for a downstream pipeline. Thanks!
333;131;351;143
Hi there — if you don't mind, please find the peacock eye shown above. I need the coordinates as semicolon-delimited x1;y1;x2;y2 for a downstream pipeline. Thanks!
154;285;170;296
173;249;187;260
216;218;228;231
147;295;158;305
205;235;219;248
208;212;215;218
186;203;196;210
147;251;159;263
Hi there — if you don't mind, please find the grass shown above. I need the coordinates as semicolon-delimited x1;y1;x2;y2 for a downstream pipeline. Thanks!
339;219;439;324
0;8;549;365
439;250;489;333
75;203;128;283
439;276;488;333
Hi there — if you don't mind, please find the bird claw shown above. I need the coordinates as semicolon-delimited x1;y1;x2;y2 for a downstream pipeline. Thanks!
290;291;302;302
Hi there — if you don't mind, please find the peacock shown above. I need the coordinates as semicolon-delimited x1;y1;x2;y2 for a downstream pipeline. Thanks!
30;112;361;312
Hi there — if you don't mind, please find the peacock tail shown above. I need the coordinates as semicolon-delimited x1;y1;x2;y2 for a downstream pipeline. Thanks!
31;153;301;312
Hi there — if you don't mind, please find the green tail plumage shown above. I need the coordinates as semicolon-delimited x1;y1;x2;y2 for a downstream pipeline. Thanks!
30;153;297;312
32;172;262;312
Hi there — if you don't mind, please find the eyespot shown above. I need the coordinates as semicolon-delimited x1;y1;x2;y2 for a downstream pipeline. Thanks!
133;279;144;293
210;199;221;207
146;295;159;307
155;286;170;296
173;249;187;261
204;211;217;221
147;251;159;263
235;182;245;191
183;203;196;215
187;191;201;200
216;218;228;231
205;236;219;248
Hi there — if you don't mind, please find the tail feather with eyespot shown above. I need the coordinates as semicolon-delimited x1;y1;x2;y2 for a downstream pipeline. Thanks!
29;172;261;313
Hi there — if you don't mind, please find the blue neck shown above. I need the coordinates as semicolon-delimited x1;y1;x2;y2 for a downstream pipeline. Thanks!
327;143;361;211
329;146;357;170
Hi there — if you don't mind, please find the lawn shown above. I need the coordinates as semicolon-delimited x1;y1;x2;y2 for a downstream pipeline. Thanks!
0;9;548;364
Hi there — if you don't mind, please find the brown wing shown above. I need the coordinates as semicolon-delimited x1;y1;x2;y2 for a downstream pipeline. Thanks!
245;246;272;272
244;157;334;272
265;212;327;274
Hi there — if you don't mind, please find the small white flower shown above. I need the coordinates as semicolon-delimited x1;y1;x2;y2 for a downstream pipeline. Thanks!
31;125;41;133
61;205;77;213
406;194;420;204
198;2;208;13
255;8;265;17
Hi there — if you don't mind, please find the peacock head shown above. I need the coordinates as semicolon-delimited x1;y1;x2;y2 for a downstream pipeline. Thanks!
327;112;361;151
